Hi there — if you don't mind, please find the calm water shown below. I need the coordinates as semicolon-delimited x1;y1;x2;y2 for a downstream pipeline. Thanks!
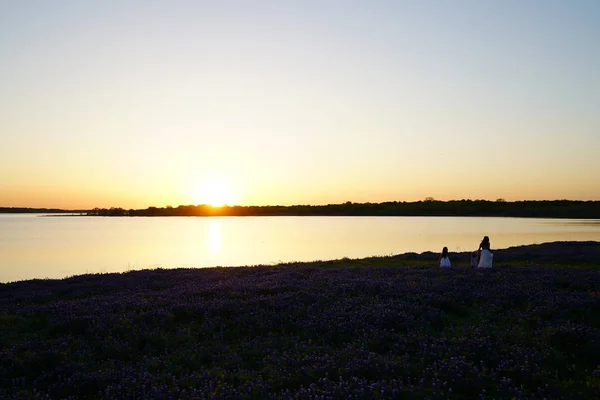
1;214;600;282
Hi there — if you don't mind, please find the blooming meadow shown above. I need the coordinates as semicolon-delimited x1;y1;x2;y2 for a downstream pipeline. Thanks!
1;243;600;399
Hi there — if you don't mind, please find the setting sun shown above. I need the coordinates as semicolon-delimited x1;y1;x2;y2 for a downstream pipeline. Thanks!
194;179;235;207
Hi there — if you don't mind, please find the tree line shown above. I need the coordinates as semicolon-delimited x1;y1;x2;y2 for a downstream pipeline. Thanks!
85;200;600;218
0;207;86;214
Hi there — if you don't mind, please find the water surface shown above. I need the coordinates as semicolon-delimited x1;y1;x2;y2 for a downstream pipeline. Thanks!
1;214;600;282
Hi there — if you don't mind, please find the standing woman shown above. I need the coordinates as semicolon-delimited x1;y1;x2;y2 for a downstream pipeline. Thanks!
477;236;494;268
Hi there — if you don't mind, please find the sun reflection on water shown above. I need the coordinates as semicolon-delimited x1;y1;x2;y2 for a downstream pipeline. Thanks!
207;221;222;255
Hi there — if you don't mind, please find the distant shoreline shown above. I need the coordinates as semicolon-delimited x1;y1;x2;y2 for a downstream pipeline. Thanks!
3;199;599;219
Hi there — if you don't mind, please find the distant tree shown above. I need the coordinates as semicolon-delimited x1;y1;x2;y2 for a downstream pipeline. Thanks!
80;199;600;219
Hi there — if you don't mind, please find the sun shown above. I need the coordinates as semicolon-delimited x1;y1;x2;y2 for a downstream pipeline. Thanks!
194;179;235;207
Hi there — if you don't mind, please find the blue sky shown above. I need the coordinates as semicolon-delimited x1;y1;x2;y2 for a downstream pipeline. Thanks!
1;1;599;208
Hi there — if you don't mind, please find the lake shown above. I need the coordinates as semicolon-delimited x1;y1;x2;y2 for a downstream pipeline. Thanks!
1;214;600;282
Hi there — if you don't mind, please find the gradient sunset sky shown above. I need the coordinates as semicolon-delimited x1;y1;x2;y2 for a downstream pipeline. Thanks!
1;1;599;209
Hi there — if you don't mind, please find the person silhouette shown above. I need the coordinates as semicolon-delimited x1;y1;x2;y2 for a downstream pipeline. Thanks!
477;236;493;268
439;246;451;268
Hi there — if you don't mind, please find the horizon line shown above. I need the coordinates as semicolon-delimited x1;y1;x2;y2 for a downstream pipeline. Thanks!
3;198;600;211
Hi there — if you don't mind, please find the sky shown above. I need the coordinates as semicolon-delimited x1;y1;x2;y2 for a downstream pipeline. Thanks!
1;0;599;209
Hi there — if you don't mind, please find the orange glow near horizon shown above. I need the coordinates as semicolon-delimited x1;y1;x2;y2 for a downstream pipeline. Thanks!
1;3;599;210
4;186;600;211
191;177;236;207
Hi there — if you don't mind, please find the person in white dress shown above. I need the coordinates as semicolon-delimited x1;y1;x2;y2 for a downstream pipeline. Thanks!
439;246;451;268
477;236;493;268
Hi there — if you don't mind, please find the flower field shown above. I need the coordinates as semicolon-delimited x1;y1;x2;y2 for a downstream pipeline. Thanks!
1;243;600;399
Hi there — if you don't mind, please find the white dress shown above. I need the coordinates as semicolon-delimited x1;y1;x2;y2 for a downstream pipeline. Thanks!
440;256;451;268
477;249;493;268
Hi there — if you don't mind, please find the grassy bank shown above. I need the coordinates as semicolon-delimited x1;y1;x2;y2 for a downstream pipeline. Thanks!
1;242;600;399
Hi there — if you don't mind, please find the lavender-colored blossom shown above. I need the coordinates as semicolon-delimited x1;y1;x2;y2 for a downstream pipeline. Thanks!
1;248;600;399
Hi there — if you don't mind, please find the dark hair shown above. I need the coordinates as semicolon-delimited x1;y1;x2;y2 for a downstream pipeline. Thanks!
441;247;448;257
480;236;490;250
